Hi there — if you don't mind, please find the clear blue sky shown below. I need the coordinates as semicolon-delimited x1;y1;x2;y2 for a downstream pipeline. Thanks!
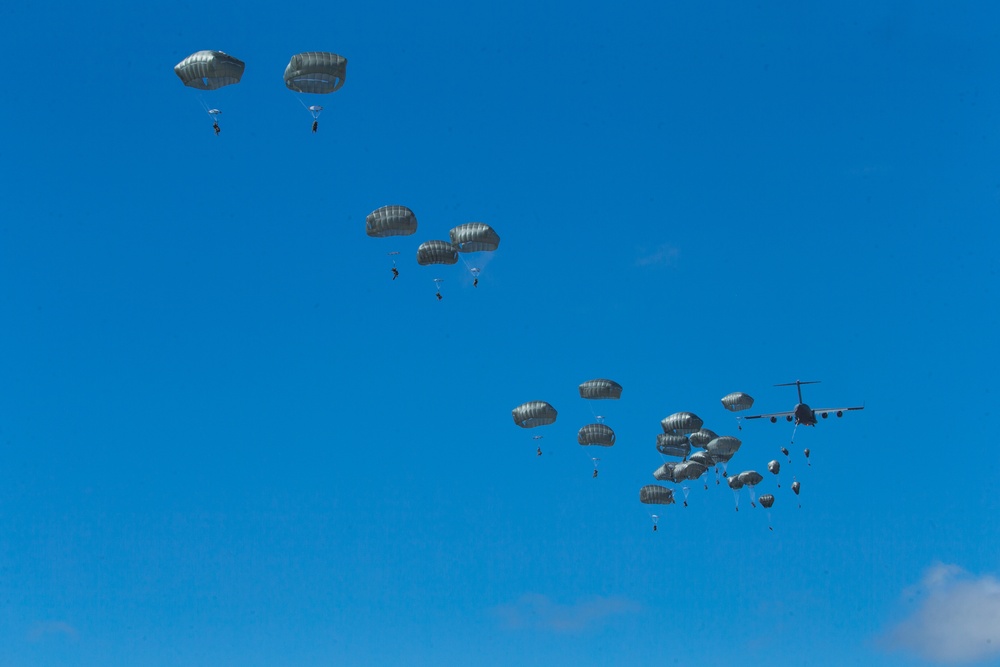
1;1;998;665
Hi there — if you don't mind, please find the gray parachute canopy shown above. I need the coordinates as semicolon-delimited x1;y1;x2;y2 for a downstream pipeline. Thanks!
759;494;775;509
673;461;708;481
578;379;623;400
768;460;780;475
656;433;691;459
653;462;678;482
727;476;745;490
284;52;347;94
688;428;718;449
721;392;755;412
366;205;417;238
417;240;459;265
792;480;801;495
449;223;500;252
660;412;704;435
512;401;557;428
737;471;763;486
640;485;676;505
689;451;715;467
705;436;742;462
578;423;615;447
175;50;245;90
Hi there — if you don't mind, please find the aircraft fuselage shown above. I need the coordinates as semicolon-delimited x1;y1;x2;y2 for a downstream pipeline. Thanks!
794;403;817;426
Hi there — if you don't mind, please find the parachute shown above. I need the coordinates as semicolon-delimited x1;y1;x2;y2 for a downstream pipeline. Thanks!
578;379;623;400
705;436;742;475
660;412;703;435
512;401;557;428
759;493;776;530
449;223;499;286
721;391;754;429
175;50;244;133
804;448;812;466
656;432;691;459
673;461;707;482
449;223;500;252
768;459;781;487
721;392;754;412
417;241;459;266
175;50;245;90
366;205;418;238
578;424;615;447
737;470;763;507
792;479;801;508
653;462;678;482
727;475;744;510
640;485;675;505
284;52;347;131
688;428;718;449
688;451;715;468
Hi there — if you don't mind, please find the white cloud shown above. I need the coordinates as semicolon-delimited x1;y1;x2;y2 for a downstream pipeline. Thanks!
880;563;1000;664
493;593;641;633
27;621;79;643
635;244;680;268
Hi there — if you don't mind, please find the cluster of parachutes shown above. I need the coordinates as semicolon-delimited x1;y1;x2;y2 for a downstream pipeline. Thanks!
641;391;805;530
174;50;347;132
512;378;623;471
512;386;805;532
365;205;500;296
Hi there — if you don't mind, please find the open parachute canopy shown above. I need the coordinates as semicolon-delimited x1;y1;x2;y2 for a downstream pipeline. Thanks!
578;424;616;447
640;485;675;505
656;433;690;458
284;52;347;94
578;379;623;400
512;401;557;428
448;223;500;252
367;205;418;238
417;240;459;266
721;391;755;412
660;411;704;435
174;50;245;90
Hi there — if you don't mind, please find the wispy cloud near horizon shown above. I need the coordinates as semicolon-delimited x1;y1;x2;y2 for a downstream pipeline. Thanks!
879;563;1000;664
27;621;79;643
492;593;641;633
635;244;680;268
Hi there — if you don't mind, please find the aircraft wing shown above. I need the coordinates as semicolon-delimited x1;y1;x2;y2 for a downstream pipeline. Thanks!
811;405;865;415
743;411;795;421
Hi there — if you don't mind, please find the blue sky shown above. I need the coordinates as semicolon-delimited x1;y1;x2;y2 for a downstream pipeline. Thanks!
1;1;999;665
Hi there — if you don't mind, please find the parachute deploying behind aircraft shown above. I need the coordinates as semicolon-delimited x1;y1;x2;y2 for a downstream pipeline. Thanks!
512;401;557;428
284;52;347;131
175;50;245;90
417;241;459;266
578;424;616;447
579;379;623;400
367;206;417;238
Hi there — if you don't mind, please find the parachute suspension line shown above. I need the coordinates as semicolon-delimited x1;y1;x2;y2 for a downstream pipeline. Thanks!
731;487;740;512
789;421;799;445
459;255;482;287
681;485;691;507
748;485;758;508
